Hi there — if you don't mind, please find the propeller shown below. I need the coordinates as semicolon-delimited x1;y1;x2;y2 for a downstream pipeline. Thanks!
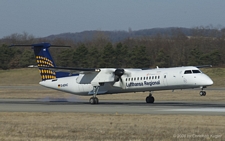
113;68;129;89
114;69;125;82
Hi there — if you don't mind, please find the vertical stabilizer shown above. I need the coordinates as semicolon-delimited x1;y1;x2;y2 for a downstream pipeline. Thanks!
32;43;57;80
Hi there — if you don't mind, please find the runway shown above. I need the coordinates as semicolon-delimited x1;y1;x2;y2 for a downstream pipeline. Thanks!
0;99;225;115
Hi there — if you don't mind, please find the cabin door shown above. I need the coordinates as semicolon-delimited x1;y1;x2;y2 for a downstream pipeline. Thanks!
163;73;168;86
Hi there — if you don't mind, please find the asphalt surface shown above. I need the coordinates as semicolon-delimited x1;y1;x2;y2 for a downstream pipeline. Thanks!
0;99;225;115
0;85;225;115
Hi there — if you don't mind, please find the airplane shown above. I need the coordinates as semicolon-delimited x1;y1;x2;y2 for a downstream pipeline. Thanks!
10;43;213;104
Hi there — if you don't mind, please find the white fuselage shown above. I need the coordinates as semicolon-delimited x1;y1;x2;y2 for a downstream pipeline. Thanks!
39;66;213;96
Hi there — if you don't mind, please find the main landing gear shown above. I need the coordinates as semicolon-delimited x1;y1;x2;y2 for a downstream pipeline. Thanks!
146;92;155;103
89;97;99;104
89;86;99;104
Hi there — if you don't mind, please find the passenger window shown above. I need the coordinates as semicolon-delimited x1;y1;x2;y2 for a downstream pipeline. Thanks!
158;76;160;79
149;76;151;79
192;70;201;73
134;77;136;81
140;77;142;80
146;77;148;80
143;77;145;80
137;77;139;80
128;78;130;81
184;70;192;74
131;78;133;81
155;76;157;79
152;76;154;79
126;78;127;81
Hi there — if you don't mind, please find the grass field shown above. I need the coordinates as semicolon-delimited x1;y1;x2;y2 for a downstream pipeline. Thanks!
1;88;225;103
0;68;224;141
0;68;41;85
0;113;224;141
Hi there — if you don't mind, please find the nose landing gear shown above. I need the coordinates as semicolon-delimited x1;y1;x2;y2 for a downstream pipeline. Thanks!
199;91;206;96
199;86;206;96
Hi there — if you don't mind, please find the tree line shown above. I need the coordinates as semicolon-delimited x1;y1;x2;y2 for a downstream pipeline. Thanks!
0;27;225;70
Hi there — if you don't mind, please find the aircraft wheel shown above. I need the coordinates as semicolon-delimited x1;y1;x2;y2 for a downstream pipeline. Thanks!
146;96;155;103
203;91;206;96
150;96;155;103
146;97;150;103
199;91;206;96
95;97;99;104
89;97;94;104
89;97;99;104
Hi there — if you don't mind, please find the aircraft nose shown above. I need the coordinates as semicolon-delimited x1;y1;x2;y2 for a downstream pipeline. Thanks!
198;74;213;86
207;78;213;86
204;75;213;86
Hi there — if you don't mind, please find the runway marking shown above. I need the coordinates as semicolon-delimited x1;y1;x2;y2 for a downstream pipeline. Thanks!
165;108;225;112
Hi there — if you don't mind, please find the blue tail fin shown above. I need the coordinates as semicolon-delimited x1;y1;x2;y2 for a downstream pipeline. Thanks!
32;43;70;80
32;43;57;80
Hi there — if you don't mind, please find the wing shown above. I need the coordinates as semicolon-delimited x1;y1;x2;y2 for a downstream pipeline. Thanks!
40;67;132;88
40;66;116;84
41;66;101;74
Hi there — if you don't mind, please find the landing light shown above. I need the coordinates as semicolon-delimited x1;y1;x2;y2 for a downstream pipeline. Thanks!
95;69;101;72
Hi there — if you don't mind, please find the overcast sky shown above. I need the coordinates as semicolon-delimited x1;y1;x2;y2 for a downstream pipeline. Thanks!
0;0;224;38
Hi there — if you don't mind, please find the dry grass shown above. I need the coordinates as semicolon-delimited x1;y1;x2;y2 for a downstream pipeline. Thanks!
96;89;225;102
0;87;225;102
0;68;41;85
0;88;70;99
0;112;224;141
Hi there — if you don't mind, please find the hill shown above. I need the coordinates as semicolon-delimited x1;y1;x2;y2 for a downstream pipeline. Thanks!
43;27;218;43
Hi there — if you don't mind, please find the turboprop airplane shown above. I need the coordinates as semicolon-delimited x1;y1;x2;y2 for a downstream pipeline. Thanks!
10;43;213;104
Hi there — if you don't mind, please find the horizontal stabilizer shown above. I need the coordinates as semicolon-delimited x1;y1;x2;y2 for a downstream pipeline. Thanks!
196;65;212;68
9;43;71;48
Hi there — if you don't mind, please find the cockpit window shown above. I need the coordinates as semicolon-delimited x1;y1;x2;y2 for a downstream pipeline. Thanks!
184;70;192;74
192;70;201;73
